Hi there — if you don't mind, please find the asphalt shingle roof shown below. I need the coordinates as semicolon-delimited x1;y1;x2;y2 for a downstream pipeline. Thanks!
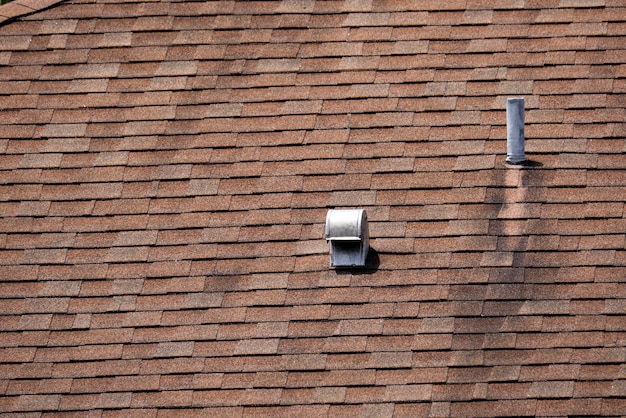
1;0;626;416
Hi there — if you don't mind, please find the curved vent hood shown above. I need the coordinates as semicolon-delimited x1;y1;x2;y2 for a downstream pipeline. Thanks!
325;209;369;267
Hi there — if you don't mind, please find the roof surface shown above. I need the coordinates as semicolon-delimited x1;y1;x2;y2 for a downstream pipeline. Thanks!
1;0;626;416
0;0;64;24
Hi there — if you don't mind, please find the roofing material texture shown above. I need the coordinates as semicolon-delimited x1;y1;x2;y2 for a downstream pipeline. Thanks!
0;0;625;416
0;0;63;24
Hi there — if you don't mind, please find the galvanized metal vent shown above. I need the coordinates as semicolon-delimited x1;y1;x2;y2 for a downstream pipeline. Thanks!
325;209;369;267
506;97;526;165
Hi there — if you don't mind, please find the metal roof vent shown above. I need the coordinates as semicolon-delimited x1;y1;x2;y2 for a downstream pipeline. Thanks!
506;97;527;165
325;209;369;267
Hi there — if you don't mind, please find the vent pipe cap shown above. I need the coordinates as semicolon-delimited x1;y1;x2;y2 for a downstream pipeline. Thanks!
325;209;369;267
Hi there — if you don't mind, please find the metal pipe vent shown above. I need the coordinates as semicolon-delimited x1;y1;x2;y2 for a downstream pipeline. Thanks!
325;209;369;267
506;97;526;165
